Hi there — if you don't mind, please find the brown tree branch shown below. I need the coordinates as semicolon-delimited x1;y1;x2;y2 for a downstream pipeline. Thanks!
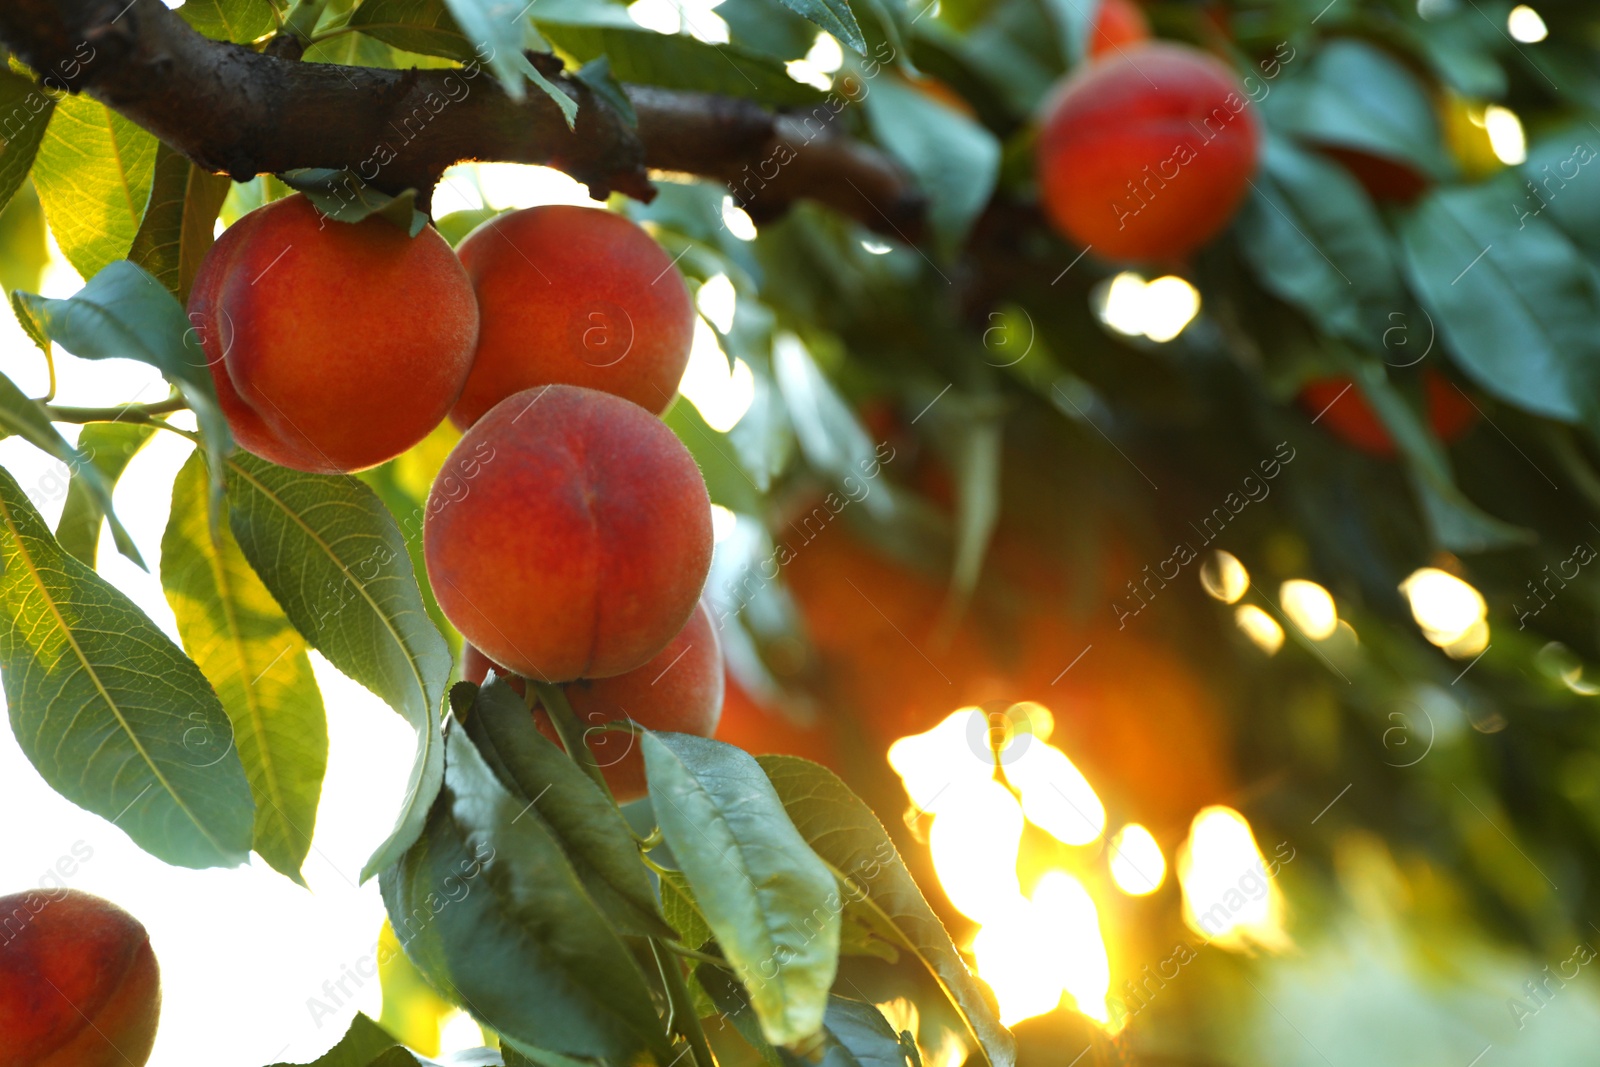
0;0;922;233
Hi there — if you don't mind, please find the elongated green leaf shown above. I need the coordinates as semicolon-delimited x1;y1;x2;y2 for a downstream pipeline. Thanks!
130;143;231;302
773;335;893;519
0;184;50;295
644;731;840;1045
180;0;278;42
461;676;672;938
1398;181;1600;424
1237;136;1406;348
32;93;158;280
164;453;328;883
350;0;474;59
757;755;1014;1067
13;260;234;497
0;465;253;868
0;71;56;213
54;421;155;568
381;727;671;1061
0;371;142;567
861;74;999;253
703;975;914;1067
267;1013;413;1066
1265;39;1446;179
537;18;823;107
222;452;448;880
659;867;714;949
773;0;865;53
432;0;579;123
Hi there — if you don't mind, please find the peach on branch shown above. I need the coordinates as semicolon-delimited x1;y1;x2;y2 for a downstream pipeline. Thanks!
425;384;712;682
450;206;695;426
188;193;478;473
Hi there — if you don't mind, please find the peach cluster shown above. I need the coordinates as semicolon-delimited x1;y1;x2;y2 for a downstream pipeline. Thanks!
190;198;721;799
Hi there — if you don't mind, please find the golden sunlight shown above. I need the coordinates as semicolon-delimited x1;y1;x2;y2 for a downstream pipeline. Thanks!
1176;807;1290;953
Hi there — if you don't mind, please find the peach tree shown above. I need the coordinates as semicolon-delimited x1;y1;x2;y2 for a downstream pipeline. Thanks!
1;0;1599;1063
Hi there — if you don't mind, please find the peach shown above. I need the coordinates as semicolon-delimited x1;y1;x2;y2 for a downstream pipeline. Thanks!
425;384;712;681
188;193;478;473
463;601;725;802
449;206;695;426
0;889;160;1067
1298;371;1477;457
1036;43;1261;261
1088;0;1149;59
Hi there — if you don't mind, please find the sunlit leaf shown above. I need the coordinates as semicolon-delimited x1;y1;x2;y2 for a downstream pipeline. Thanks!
54;421;155;568
382;727;672;1061
644;731;840;1045
32;94;158;280
163;452;328;883
0;465;254;868
758;755;1015;1067
222;452;449;881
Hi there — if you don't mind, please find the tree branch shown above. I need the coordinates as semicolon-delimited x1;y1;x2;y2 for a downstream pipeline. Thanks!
0;0;921;234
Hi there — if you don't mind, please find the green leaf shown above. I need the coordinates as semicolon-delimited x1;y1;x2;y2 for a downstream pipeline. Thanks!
772;335;893;520
13;260;234;499
664;397;766;514
0;71;56;214
266;1013;414;1066
658;867;714;949
437;0;579;123
163;452;328;883
700;970;914;1067
772;0;865;53
32;93;159;280
381;727;672;1062
179;0;278;42
0;465;254;868
0;371;142;567
349;0;474;59
537;18;824;108
1236;136;1406;348
1265;39;1447;180
54;421;155;568
757;755;1015;1067
129;143;231;301
460;675;672;938
277;169;429;236
861;73;999;252
643;731;840;1045
1398;180;1600;424
0;184;50;295
574;57;637;127
717;0;817;60
222;452;449;881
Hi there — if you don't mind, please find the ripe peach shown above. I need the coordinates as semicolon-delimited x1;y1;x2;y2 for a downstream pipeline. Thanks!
1298;371;1477;457
463;601;724;802
426;384;712;681
0;889;160;1067
1036;43;1261;261
188;193;478;473
449;206;695;426
1088;0;1149;59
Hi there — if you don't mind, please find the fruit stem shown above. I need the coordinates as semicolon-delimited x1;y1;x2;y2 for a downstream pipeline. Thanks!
45;397;190;423
660;941;728;968
531;680;617;803
650;938;718;1067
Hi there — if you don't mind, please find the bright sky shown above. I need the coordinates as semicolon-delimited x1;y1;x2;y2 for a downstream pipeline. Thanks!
0;161;754;1065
